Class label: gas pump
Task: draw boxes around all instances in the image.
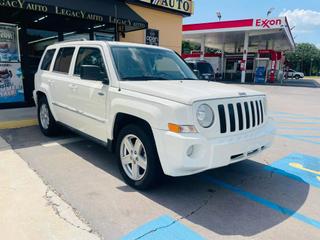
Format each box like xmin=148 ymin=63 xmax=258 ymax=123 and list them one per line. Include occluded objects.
xmin=256 ymin=50 xmax=282 ymax=83
xmin=255 ymin=58 xmax=268 ymax=83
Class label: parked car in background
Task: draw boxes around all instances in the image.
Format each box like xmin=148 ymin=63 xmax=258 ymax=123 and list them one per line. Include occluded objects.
xmin=285 ymin=69 xmax=304 ymax=79
xmin=34 ymin=41 xmax=274 ymax=190
xmin=186 ymin=59 xmax=215 ymax=81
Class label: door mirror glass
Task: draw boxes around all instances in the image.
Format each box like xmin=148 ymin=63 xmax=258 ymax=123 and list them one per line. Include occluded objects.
xmin=193 ymin=69 xmax=200 ymax=78
xmin=80 ymin=65 xmax=109 ymax=84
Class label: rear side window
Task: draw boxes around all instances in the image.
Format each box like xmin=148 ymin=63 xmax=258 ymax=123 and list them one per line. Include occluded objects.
xmin=53 ymin=47 xmax=75 ymax=73
xmin=41 ymin=49 xmax=55 ymax=71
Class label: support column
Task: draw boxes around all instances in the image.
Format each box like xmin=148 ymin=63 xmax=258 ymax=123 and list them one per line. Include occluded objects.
xmin=241 ymin=32 xmax=249 ymax=83
xmin=200 ymin=35 xmax=206 ymax=60
xmin=221 ymin=43 xmax=225 ymax=80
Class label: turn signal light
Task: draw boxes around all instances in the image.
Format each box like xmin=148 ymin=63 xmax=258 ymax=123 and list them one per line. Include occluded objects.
xmin=168 ymin=123 xmax=197 ymax=133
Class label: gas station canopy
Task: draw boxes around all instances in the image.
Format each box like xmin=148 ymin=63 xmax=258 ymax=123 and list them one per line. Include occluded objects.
xmin=182 ymin=17 xmax=295 ymax=83
xmin=183 ymin=18 xmax=295 ymax=52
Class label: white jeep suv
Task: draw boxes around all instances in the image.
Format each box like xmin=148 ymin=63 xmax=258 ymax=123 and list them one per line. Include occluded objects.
xmin=34 ymin=41 xmax=274 ymax=189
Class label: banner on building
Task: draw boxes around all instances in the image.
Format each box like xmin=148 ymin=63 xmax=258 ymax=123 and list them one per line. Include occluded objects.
xmin=0 ymin=23 xmax=24 ymax=103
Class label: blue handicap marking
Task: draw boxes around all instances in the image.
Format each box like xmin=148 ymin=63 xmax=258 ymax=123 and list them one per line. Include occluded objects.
xmin=265 ymin=153 xmax=320 ymax=189
xmin=121 ymin=215 xmax=205 ymax=240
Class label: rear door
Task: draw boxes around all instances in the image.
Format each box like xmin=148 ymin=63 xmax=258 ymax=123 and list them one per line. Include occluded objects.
xmin=67 ymin=45 xmax=109 ymax=141
xmin=50 ymin=47 xmax=76 ymax=125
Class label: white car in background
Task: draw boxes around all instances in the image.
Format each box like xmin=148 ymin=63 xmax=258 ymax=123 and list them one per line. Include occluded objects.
xmin=34 ymin=41 xmax=274 ymax=189
xmin=286 ymin=69 xmax=305 ymax=79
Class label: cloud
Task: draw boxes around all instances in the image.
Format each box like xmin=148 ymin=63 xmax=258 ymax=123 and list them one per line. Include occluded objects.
xmin=279 ymin=9 xmax=320 ymax=44
xmin=280 ymin=9 xmax=320 ymax=33
xmin=280 ymin=9 xmax=320 ymax=31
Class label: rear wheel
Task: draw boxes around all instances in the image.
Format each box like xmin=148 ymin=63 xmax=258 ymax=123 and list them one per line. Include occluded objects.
xmin=116 ymin=124 xmax=163 ymax=190
xmin=37 ymin=96 xmax=59 ymax=136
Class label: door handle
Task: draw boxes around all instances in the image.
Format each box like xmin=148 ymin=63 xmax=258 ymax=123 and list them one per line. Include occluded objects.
xmin=98 ymin=92 xmax=105 ymax=96
xmin=68 ymin=84 xmax=78 ymax=90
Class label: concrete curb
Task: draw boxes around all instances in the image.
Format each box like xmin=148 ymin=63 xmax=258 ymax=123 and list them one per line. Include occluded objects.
xmin=0 ymin=119 xmax=38 ymax=130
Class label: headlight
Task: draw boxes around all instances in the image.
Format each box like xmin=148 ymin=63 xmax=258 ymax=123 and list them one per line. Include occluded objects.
xmin=197 ymin=104 xmax=214 ymax=128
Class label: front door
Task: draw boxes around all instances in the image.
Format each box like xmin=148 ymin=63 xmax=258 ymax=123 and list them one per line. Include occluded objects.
xmin=67 ymin=46 xmax=109 ymax=141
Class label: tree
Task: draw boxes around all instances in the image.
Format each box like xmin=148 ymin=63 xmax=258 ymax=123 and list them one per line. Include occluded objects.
xmin=182 ymin=40 xmax=222 ymax=54
xmin=285 ymin=43 xmax=320 ymax=76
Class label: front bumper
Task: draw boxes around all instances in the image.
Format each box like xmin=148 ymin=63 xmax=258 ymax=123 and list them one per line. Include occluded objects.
xmin=153 ymin=119 xmax=275 ymax=177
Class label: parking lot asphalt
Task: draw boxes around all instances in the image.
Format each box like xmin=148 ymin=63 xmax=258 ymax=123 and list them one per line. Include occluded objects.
xmin=0 ymin=84 xmax=319 ymax=240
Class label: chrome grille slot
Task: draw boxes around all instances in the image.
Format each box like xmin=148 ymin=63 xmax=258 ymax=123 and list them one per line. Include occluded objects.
xmin=255 ymin=101 xmax=260 ymax=125
xmin=236 ymin=103 xmax=244 ymax=131
xmin=244 ymin=102 xmax=250 ymax=129
xmin=218 ymin=105 xmax=227 ymax=133
xmin=250 ymin=101 xmax=256 ymax=128
xmin=228 ymin=104 xmax=236 ymax=132
xmin=259 ymin=100 xmax=264 ymax=123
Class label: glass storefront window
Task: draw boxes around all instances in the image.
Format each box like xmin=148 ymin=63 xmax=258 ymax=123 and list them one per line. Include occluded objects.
xmin=26 ymin=29 xmax=59 ymax=74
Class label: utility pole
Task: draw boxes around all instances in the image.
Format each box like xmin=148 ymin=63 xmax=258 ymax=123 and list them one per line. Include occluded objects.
xmin=310 ymin=58 xmax=314 ymax=76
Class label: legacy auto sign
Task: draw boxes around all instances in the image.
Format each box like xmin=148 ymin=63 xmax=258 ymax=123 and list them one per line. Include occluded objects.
xmin=0 ymin=0 xmax=147 ymax=28
xmin=137 ymin=0 xmax=193 ymax=15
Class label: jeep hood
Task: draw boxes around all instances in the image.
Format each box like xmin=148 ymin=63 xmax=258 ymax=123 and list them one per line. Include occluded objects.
xmin=119 ymin=80 xmax=264 ymax=105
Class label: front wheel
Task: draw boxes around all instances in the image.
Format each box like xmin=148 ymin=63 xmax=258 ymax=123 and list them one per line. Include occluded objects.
xmin=116 ymin=124 xmax=163 ymax=190
xmin=295 ymin=75 xmax=300 ymax=80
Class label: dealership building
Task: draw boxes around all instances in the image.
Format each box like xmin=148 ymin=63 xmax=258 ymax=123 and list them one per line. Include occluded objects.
xmin=183 ymin=17 xmax=295 ymax=84
xmin=0 ymin=0 xmax=193 ymax=108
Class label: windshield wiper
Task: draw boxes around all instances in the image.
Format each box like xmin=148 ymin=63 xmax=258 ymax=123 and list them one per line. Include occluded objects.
xmin=182 ymin=78 xmax=198 ymax=80
xmin=121 ymin=76 xmax=168 ymax=81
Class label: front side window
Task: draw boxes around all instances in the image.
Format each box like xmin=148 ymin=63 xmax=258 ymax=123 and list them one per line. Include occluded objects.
xmin=111 ymin=46 xmax=197 ymax=81
xmin=74 ymin=47 xmax=106 ymax=76
xmin=41 ymin=49 xmax=56 ymax=71
xmin=53 ymin=47 xmax=75 ymax=73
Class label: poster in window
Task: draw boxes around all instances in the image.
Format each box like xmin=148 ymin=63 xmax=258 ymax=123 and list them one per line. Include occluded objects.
xmin=145 ymin=29 xmax=159 ymax=46
xmin=0 ymin=24 xmax=20 ymax=62
xmin=0 ymin=23 xmax=24 ymax=103
xmin=0 ymin=63 xmax=24 ymax=103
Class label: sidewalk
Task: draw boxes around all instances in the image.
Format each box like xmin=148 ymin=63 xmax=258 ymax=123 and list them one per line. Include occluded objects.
xmin=0 ymin=136 xmax=101 ymax=240
xmin=0 ymin=107 xmax=37 ymax=130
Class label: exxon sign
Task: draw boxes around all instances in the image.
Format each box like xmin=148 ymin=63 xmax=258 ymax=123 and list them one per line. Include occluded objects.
xmin=255 ymin=18 xmax=284 ymax=29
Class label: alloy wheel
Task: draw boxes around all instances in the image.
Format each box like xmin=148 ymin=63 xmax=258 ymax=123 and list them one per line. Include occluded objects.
xmin=120 ymin=134 xmax=148 ymax=181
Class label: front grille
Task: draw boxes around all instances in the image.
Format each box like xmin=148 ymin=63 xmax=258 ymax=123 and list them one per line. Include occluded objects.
xmin=217 ymin=98 xmax=265 ymax=134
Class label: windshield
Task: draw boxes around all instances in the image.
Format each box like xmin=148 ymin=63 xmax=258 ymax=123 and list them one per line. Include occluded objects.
xmin=111 ymin=46 xmax=198 ymax=81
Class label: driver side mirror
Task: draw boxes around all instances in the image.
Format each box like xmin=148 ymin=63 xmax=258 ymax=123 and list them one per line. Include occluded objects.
xmin=80 ymin=65 xmax=109 ymax=84
xmin=193 ymin=69 xmax=200 ymax=79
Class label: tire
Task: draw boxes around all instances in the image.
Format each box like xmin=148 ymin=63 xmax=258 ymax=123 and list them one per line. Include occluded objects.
xmin=295 ymin=75 xmax=300 ymax=80
xmin=37 ymin=96 xmax=59 ymax=137
xmin=116 ymin=124 xmax=163 ymax=190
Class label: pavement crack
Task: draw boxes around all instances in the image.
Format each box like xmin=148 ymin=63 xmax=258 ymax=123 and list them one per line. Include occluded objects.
xmin=44 ymin=187 xmax=94 ymax=233
xmin=132 ymin=190 xmax=215 ymax=240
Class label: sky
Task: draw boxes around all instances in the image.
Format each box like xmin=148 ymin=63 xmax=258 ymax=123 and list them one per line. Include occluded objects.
xmin=183 ymin=0 xmax=320 ymax=48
